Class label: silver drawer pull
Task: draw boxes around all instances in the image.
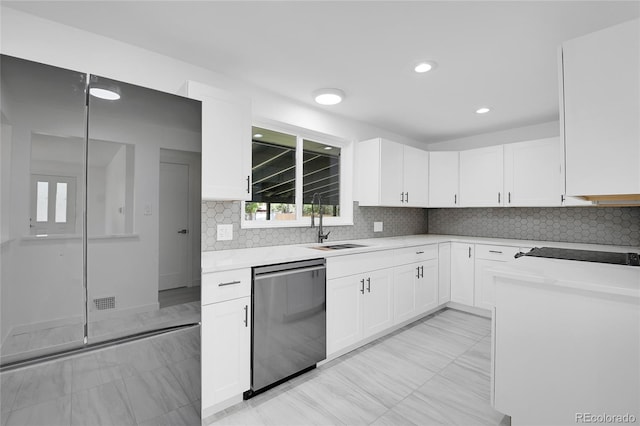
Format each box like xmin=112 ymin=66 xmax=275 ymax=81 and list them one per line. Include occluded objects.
xmin=489 ymin=250 xmax=503 ymax=254
xmin=219 ymin=280 xmax=241 ymax=287
xmin=416 ymin=251 xmax=424 ymax=254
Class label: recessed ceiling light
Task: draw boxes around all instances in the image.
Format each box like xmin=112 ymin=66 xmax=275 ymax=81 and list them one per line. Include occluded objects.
xmin=89 ymin=87 xmax=120 ymax=100
xmin=414 ymin=61 xmax=438 ymax=73
xmin=253 ymin=133 xmax=263 ymax=138
xmin=475 ymin=107 xmax=491 ymax=114
xmin=313 ymin=88 xmax=345 ymax=106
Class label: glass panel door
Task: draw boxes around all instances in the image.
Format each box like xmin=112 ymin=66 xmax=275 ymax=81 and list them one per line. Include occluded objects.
xmin=86 ymin=75 xmax=202 ymax=344
xmin=0 ymin=55 xmax=87 ymax=364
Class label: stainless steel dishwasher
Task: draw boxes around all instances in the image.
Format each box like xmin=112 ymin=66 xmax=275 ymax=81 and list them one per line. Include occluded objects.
xmin=244 ymin=258 xmax=326 ymax=398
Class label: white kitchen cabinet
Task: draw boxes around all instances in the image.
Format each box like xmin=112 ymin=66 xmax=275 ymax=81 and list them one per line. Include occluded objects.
xmin=393 ymin=245 xmax=439 ymax=324
xmin=356 ymin=138 xmax=428 ymax=207
xmin=182 ymin=81 xmax=252 ymax=201
xmin=504 ymin=138 xmax=563 ymax=207
xmin=473 ymin=244 xmax=520 ymax=310
xmin=560 ymin=19 xmax=640 ymax=198
xmin=428 ymin=151 xmax=459 ymax=207
xmin=459 ymin=145 xmax=504 ymax=207
xmin=450 ymin=242 xmax=474 ymax=305
xmin=201 ymin=296 xmax=250 ymax=415
xmin=438 ymin=243 xmax=451 ymax=304
xmin=327 ymin=268 xmax=394 ymax=355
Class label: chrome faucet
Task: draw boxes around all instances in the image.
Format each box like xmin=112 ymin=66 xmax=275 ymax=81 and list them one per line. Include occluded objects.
xmin=311 ymin=192 xmax=330 ymax=244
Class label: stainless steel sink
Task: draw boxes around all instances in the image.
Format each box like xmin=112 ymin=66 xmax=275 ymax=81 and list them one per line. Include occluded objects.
xmin=310 ymin=243 xmax=368 ymax=251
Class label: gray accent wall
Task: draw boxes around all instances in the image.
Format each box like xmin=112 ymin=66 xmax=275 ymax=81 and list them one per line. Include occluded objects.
xmin=427 ymin=207 xmax=640 ymax=247
xmin=202 ymin=201 xmax=427 ymax=251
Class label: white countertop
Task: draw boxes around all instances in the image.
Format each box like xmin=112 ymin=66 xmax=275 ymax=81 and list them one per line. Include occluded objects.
xmin=201 ymin=233 xmax=639 ymax=273
xmin=490 ymin=256 xmax=640 ymax=299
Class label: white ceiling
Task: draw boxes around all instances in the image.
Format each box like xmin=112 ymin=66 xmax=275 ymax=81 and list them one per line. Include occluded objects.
xmin=5 ymin=1 xmax=639 ymax=144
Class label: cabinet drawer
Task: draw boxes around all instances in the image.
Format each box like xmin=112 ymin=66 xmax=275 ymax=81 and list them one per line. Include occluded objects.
xmin=475 ymin=244 xmax=520 ymax=261
xmin=327 ymin=250 xmax=396 ymax=279
xmin=394 ymin=245 xmax=438 ymax=265
xmin=202 ymin=268 xmax=251 ymax=305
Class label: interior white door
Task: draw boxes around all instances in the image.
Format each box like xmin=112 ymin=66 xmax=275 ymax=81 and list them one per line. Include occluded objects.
xmin=159 ymin=162 xmax=190 ymax=291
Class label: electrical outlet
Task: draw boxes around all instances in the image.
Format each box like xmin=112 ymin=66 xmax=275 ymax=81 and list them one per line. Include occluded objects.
xmin=374 ymin=221 xmax=383 ymax=232
xmin=217 ymin=224 xmax=233 ymax=241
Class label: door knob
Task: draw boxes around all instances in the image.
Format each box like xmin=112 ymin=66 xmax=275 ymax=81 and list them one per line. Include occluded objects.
xmin=177 ymin=229 xmax=189 ymax=234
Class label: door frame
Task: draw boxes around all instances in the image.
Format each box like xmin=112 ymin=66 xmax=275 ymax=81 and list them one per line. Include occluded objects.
xmin=159 ymin=148 xmax=202 ymax=289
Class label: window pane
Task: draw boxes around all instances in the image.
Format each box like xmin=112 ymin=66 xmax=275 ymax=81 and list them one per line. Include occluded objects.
xmin=246 ymin=127 xmax=296 ymax=221
xmin=36 ymin=181 xmax=49 ymax=222
xmin=302 ymin=139 xmax=340 ymax=218
xmin=55 ymin=182 xmax=67 ymax=223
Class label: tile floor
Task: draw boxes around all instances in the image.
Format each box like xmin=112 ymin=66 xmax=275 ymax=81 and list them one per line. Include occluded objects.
xmin=1 ymin=308 xmax=507 ymax=426
xmin=0 ymin=325 xmax=200 ymax=426
xmin=205 ymin=308 xmax=509 ymax=426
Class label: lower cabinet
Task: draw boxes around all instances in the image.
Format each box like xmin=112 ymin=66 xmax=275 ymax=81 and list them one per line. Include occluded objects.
xmin=474 ymin=245 xmax=521 ymax=310
xmin=327 ymin=268 xmax=393 ymax=355
xmin=438 ymin=243 xmax=451 ymax=304
xmin=202 ymin=297 xmax=250 ymax=412
xmin=450 ymin=242 xmax=475 ymax=305
xmin=393 ymin=259 xmax=438 ymax=324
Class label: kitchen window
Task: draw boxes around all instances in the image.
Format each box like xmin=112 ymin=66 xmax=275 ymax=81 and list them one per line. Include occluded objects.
xmin=242 ymin=123 xmax=353 ymax=228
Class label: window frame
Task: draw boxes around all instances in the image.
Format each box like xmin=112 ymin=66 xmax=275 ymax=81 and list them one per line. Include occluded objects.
xmin=30 ymin=173 xmax=77 ymax=235
xmin=241 ymin=120 xmax=353 ymax=229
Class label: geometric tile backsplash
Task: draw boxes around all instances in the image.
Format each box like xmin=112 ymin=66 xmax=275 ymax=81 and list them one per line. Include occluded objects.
xmin=202 ymin=201 xmax=427 ymax=251
xmin=427 ymin=206 xmax=640 ymax=247
xmin=202 ymin=202 xmax=640 ymax=251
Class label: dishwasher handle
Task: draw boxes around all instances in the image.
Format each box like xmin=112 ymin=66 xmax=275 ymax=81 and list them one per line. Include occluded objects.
xmin=254 ymin=265 xmax=326 ymax=281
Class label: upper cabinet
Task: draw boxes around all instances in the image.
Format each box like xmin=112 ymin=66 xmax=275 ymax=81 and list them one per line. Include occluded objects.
xmin=504 ymin=137 xmax=563 ymax=207
xmin=357 ymin=138 xmax=428 ymax=207
xmin=428 ymin=151 xmax=459 ymax=207
xmin=459 ymin=145 xmax=504 ymax=207
xmin=560 ymin=19 xmax=640 ymax=199
xmin=181 ymin=81 xmax=252 ymax=201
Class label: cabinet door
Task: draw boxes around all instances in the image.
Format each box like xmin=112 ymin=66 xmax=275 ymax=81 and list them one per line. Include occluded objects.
xmin=393 ymin=264 xmax=417 ymax=324
xmin=459 ymin=145 xmax=504 ymax=207
xmin=201 ymin=297 xmax=250 ymax=411
xmin=327 ymin=276 xmax=363 ymax=355
xmin=362 ymin=268 xmax=394 ymax=338
xmin=438 ymin=243 xmax=451 ymax=305
xmin=403 ymin=146 xmax=429 ymax=207
xmin=504 ymin=138 xmax=562 ymax=207
xmin=562 ymin=19 xmax=640 ymax=196
xmin=450 ymin=243 xmax=474 ymax=305
xmin=474 ymin=258 xmax=503 ymax=310
xmin=379 ymin=140 xmax=405 ymax=206
xmin=185 ymin=82 xmax=252 ymax=201
xmin=428 ymin=151 xmax=459 ymax=207
xmin=415 ymin=259 xmax=439 ymax=314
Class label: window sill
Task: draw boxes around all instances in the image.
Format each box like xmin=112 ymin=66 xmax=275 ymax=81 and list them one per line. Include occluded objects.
xmin=241 ymin=218 xmax=354 ymax=229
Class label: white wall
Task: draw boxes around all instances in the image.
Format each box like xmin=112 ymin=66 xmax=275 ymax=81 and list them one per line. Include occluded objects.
xmin=426 ymin=120 xmax=560 ymax=151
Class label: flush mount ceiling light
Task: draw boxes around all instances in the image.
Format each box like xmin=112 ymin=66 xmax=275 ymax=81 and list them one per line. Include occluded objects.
xmin=414 ymin=61 xmax=438 ymax=73
xmin=475 ymin=107 xmax=491 ymax=114
xmin=313 ymin=88 xmax=345 ymax=106
xmin=89 ymin=87 xmax=120 ymax=100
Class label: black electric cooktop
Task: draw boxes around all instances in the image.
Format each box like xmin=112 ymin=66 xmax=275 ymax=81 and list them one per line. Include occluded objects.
xmin=518 ymin=247 xmax=640 ymax=266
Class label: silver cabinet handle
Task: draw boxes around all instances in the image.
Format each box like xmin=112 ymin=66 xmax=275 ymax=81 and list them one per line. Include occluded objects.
xmin=420 ymin=265 xmax=424 ymax=278
xmin=401 ymin=192 xmax=405 ymax=203
xmin=406 ymin=192 xmax=409 ymax=203
xmin=246 ymin=176 xmax=250 ymax=193
xmin=360 ymin=279 xmax=365 ymax=294
xmin=244 ymin=305 xmax=248 ymax=327
xmin=498 ymin=192 xmax=501 ymax=204
xmin=416 ymin=251 xmax=424 ymax=254
xmin=508 ymin=192 xmax=511 ymax=204
xmin=178 ymin=229 xmax=189 ymax=234
xmin=468 ymin=246 xmax=472 ymax=258
xmin=366 ymin=277 xmax=371 ymax=293
xmin=416 ymin=266 xmax=420 ymax=279
xmin=219 ymin=280 xmax=241 ymax=287
xmin=454 ymin=194 xmax=457 ymax=204
xmin=489 ymin=250 xmax=503 ymax=254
